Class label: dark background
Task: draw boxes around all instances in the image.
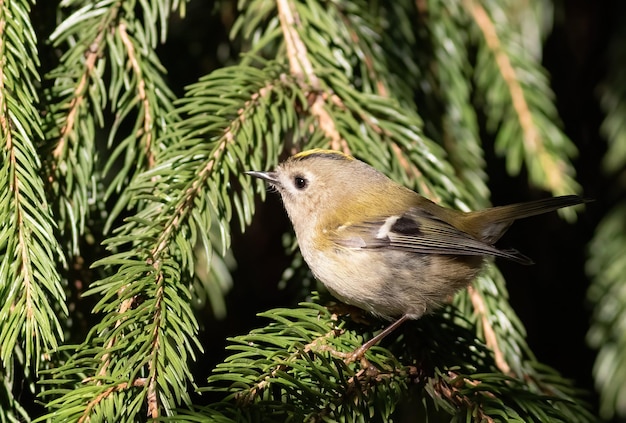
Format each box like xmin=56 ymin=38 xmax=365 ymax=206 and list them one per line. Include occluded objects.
xmin=157 ymin=0 xmax=622 ymax=419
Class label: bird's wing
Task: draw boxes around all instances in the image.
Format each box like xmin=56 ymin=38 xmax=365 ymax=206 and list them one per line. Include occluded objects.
xmin=328 ymin=208 xmax=532 ymax=264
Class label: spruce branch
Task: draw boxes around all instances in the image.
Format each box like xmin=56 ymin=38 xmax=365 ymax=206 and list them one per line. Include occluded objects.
xmin=277 ymin=0 xmax=348 ymax=153
xmin=26 ymin=1 xmax=598 ymax=421
xmin=0 ymin=0 xmax=66 ymax=370
xmin=406 ymin=2 xmax=586 ymax=405
xmin=455 ymin=266 xmax=530 ymax=377
xmin=454 ymin=266 xmax=594 ymax=421
xmin=50 ymin=16 xmax=106 ymax=161
xmin=97 ymin=295 xmax=135 ymax=380
xmin=419 ymin=1 xmax=489 ymax=207
xmin=45 ymin=1 xmax=120 ymax=253
xmin=468 ymin=285 xmax=510 ymax=375
xmin=466 ymin=0 xmax=581 ymax=207
xmin=587 ymin=17 xmax=626 ymax=420
xmin=39 ymin=61 xmax=298 ymax=420
xmin=46 ymin=0 xmax=186 ymax=248
xmin=117 ymin=22 xmax=156 ymax=168
xmin=104 ymin=12 xmax=181 ymax=211
xmin=77 ymin=378 xmax=147 ymax=423
xmin=206 ymin=302 xmax=592 ymax=421
xmin=467 ymin=0 xmax=539 ymax=158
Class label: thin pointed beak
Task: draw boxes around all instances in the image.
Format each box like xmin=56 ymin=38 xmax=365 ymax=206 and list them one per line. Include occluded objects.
xmin=246 ymin=170 xmax=281 ymax=186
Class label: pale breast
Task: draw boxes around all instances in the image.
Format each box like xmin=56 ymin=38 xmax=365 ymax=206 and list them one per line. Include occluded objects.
xmin=300 ymin=244 xmax=484 ymax=320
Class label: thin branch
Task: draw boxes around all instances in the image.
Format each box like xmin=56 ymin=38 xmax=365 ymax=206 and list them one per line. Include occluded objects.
xmin=138 ymin=77 xmax=280 ymax=416
xmin=435 ymin=371 xmax=496 ymax=423
xmin=97 ymin=296 xmax=135 ymax=379
xmin=464 ymin=0 xmax=565 ymax=190
xmin=276 ymin=0 xmax=319 ymax=88
xmin=0 ymin=2 xmax=36 ymax=352
xmin=276 ymin=0 xmax=349 ymax=153
xmin=151 ymin=78 xmax=276 ymax=261
xmin=92 ymin=15 xmax=159 ymax=415
xmin=78 ymin=378 xmax=146 ymax=423
xmin=146 ymin=272 xmax=164 ymax=418
xmin=468 ymin=285 xmax=511 ymax=375
xmin=118 ymin=22 xmax=156 ymax=168
xmin=313 ymin=361 xmax=413 ymax=421
xmin=238 ymin=327 xmax=345 ymax=403
xmin=51 ymin=3 xmax=122 ymax=164
xmin=465 ymin=0 xmax=536 ymax=151
xmin=52 ymin=32 xmax=104 ymax=160
xmin=238 ymin=325 xmax=411 ymax=410
xmin=0 ymin=10 xmax=7 ymax=146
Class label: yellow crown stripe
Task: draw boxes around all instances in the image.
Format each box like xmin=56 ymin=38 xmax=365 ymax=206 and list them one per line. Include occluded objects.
xmin=292 ymin=149 xmax=354 ymax=162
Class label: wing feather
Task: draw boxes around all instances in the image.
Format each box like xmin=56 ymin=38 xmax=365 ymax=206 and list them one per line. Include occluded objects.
xmin=328 ymin=208 xmax=532 ymax=264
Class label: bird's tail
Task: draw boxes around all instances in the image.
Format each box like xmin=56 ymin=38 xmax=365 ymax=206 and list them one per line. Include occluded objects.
xmin=463 ymin=195 xmax=587 ymax=244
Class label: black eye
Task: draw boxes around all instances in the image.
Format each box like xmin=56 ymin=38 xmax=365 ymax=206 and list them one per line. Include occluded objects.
xmin=294 ymin=176 xmax=307 ymax=190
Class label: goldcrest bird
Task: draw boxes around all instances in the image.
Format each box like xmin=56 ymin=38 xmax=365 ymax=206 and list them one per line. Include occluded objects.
xmin=247 ymin=149 xmax=584 ymax=359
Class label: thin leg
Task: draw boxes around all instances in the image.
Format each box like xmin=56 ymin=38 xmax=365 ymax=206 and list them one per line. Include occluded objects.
xmin=346 ymin=314 xmax=410 ymax=363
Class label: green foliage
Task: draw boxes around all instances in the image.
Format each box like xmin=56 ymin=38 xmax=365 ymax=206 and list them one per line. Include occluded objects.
xmin=203 ymin=302 xmax=592 ymax=422
xmin=0 ymin=0 xmax=66 ymax=380
xmin=587 ymin=204 xmax=626 ymax=420
xmin=44 ymin=0 xmax=185 ymax=250
xmin=0 ymin=0 xmax=609 ymax=421
xmin=587 ymin=18 xmax=626 ymax=420
xmin=470 ymin=0 xmax=580 ymax=209
xmin=414 ymin=1 xmax=489 ymax=207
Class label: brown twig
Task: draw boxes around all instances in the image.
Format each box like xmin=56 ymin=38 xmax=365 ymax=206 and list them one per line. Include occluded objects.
xmin=52 ymin=32 xmax=104 ymax=161
xmin=78 ymin=378 xmax=146 ymax=423
xmin=0 ymin=7 xmax=37 ymax=344
xmin=464 ymin=0 xmax=565 ymax=191
xmin=139 ymin=77 xmax=277 ymax=416
xmin=81 ymin=14 xmax=161 ymax=419
xmin=465 ymin=0 xmax=536 ymax=152
xmin=276 ymin=0 xmax=349 ymax=154
xmin=276 ymin=3 xmax=433 ymax=196
xmin=118 ymin=22 xmax=155 ymax=168
xmin=433 ymin=371 xmax=496 ymax=423
xmin=146 ymin=272 xmax=164 ymax=418
xmin=467 ymin=285 xmax=511 ymax=375
xmin=97 ymin=296 xmax=135 ymax=379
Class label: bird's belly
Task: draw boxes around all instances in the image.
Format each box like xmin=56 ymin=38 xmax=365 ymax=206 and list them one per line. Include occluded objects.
xmin=304 ymin=247 xmax=483 ymax=320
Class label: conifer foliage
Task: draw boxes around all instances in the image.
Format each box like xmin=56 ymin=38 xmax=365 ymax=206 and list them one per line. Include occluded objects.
xmin=587 ymin=15 xmax=626 ymax=422
xmin=0 ymin=0 xmax=619 ymax=421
